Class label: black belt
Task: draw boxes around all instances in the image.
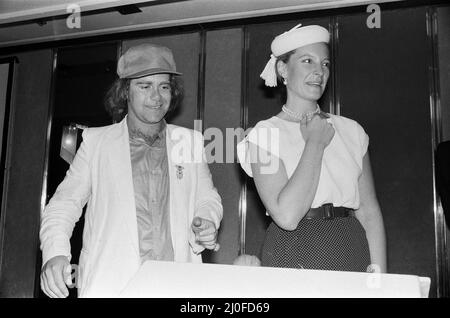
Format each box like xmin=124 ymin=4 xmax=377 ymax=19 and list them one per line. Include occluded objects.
xmin=305 ymin=203 xmax=355 ymax=220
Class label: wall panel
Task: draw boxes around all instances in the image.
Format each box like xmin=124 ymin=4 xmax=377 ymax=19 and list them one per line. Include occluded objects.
xmin=437 ymin=6 xmax=450 ymax=296
xmin=438 ymin=7 xmax=450 ymax=142
xmin=203 ymin=28 xmax=243 ymax=264
xmin=0 ymin=50 xmax=53 ymax=297
xmin=337 ymin=7 xmax=436 ymax=295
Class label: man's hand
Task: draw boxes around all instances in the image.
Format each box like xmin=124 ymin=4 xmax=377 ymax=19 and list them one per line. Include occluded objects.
xmin=41 ymin=255 xmax=72 ymax=298
xmin=191 ymin=217 xmax=220 ymax=251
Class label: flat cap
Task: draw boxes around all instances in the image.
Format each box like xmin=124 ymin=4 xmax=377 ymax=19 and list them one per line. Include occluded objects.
xmin=117 ymin=43 xmax=182 ymax=79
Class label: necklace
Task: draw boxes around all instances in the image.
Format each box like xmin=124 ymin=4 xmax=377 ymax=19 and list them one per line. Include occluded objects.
xmin=281 ymin=104 xmax=321 ymax=121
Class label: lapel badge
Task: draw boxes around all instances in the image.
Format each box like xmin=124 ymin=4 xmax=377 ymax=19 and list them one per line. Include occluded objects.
xmin=176 ymin=165 xmax=184 ymax=180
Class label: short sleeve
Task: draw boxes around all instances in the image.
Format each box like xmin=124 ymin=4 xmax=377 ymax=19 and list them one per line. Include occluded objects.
xmin=236 ymin=122 xmax=281 ymax=177
xmin=357 ymin=122 xmax=369 ymax=158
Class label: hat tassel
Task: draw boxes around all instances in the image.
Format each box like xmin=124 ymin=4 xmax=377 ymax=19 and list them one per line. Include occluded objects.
xmin=260 ymin=54 xmax=278 ymax=87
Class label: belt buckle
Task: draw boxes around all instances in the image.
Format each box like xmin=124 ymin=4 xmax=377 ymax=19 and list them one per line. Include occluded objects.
xmin=323 ymin=203 xmax=334 ymax=220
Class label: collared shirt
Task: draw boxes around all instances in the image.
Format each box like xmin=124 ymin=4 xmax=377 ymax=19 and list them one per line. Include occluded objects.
xmin=129 ymin=121 xmax=174 ymax=263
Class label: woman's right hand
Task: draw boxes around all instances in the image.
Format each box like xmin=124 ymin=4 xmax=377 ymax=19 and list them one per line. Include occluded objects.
xmin=300 ymin=113 xmax=335 ymax=148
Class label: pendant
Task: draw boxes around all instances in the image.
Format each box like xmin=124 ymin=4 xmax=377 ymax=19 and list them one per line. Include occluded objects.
xmin=176 ymin=165 xmax=184 ymax=180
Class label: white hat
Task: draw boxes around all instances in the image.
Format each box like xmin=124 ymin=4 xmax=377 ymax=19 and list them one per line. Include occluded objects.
xmin=260 ymin=23 xmax=330 ymax=87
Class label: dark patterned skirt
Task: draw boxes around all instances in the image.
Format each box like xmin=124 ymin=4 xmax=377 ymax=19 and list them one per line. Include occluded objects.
xmin=261 ymin=216 xmax=371 ymax=272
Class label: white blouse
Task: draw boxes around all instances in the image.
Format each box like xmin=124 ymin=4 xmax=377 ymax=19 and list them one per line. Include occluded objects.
xmin=237 ymin=113 xmax=369 ymax=209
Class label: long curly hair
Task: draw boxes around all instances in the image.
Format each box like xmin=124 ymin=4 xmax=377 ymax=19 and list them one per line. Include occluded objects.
xmin=104 ymin=75 xmax=183 ymax=123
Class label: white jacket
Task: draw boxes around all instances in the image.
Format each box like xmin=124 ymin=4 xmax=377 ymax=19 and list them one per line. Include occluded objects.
xmin=40 ymin=117 xmax=223 ymax=297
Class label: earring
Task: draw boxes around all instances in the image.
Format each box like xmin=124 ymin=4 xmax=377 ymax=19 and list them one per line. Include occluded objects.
xmin=283 ymin=78 xmax=287 ymax=85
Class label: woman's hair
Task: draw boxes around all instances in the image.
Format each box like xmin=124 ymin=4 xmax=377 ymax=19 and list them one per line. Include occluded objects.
xmin=104 ymin=75 xmax=183 ymax=123
xmin=275 ymin=49 xmax=296 ymax=83
xmin=274 ymin=50 xmax=296 ymax=103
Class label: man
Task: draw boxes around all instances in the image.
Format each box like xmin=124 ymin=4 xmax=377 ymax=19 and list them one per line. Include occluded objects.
xmin=40 ymin=43 xmax=223 ymax=297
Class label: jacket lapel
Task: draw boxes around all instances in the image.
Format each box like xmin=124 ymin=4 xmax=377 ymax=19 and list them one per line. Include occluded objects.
xmin=105 ymin=117 xmax=140 ymax=258
xmin=166 ymin=125 xmax=178 ymax=258
xmin=166 ymin=124 xmax=193 ymax=261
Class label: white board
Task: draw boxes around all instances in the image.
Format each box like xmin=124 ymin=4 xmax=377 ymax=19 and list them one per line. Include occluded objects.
xmin=119 ymin=261 xmax=431 ymax=298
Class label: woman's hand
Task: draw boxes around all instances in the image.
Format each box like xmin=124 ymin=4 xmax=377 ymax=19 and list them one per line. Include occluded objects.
xmin=300 ymin=113 xmax=335 ymax=148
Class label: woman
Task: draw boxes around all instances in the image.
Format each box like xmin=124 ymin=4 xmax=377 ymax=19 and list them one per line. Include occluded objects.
xmin=237 ymin=24 xmax=386 ymax=272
